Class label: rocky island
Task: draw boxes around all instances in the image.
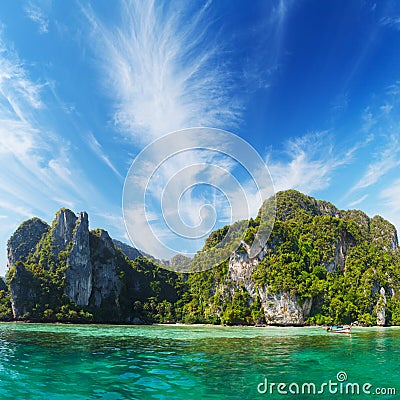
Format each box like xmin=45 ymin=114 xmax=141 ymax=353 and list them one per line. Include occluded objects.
xmin=1 ymin=190 xmax=399 ymax=326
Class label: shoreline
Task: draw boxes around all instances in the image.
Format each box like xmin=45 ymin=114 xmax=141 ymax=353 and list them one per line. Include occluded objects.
xmin=0 ymin=320 xmax=397 ymax=328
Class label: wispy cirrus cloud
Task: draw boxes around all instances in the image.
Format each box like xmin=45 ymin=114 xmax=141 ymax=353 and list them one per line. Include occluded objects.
xmin=349 ymin=135 xmax=400 ymax=193
xmin=266 ymin=132 xmax=352 ymax=194
xmin=0 ymin=27 xmax=117 ymax=205
xmin=86 ymin=131 xmax=123 ymax=180
xmin=83 ymin=0 xmax=292 ymax=142
xmin=0 ymin=31 xmax=120 ymax=272
xmin=83 ymin=0 xmax=244 ymax=141
xmin=387 ymin=81 xmax=400 ymax=97
xmin=343 ymin=79 xmax=400 ymax=221
xmin=23 ymin=1 xmax=51 ymax=34
xmin=345 ymin=77 xmax=400 ymax=199
xmin=0 ymin=39 xmax=43 ymax=113
xmin=241 ymin=0 xmax=292 ymax=89
xmin=380 ymin=181 xmax=400 ymax=211
xmin=379 ymin=180 xmax=400 ymax=234
xmin=347 ymin=194 xmax=369 ymax=208
xmin=82 ymin=0 xmax=290 ymax=258
xmin=380 ymin=16 xmax=400 ymax=31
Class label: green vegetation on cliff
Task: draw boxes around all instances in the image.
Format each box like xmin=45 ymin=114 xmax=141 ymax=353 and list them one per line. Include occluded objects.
xmin=3 ymin=190 xmax=400 ymax=326
xmin=166 ymin=191 xmax=400 ymax=326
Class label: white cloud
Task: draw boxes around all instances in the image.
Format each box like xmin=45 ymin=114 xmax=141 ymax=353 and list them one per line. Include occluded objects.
xmin=347 ymin=194 xmax=369 ymax=208
xmin=380 ymin=16 xmax=400 ymax=31
xmin=24 ymin=1 xmax=50 ymax=34
xmin=380 ymin=103 xmax=393 ymax=114
xmin=86 ymin=131 xmax=123 ymax=179
xmin=350 ymin=135 xmax=400 ymax=193
xmin=387 ymin=81 xmax=400 ymax=96
xmin=380 ymin=181 xmax=400 ymax=211
xmin=122 ymin=128 xmax=275 ymax=259
xmin=361 ymin=106 xmax=377 ymax=132
xmin=266 ymin=132 xmax=350 ymax=194
xmin=83 ymin=0 xmax=271 ymax=142
xmin=0 ymin=43 xmax=43 ymax=113
xmin=379 ymin=180 xmax=400 ymax=235
xmin=81 ymin=0 xmax=291 ymax=259
xmin=0 ymin=32 xmax=123 ymax=274
xmin=0 ymin=32 xmax=108 ymax=208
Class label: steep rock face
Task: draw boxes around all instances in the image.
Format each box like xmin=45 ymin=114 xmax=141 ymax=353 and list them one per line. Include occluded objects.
xmin=229 ymin=244 xmax=259 ymax=297
xmin=6 ymin=209 xmax=128 ymax=319
xmin=7 ymin=218 xmax=49 ymax=268
xmin=7 ymin=218 xmax=49 ymax=319
xmin=65 ymin=212 xmax=93 ymax=306
xmin=258 ymin=289 xmax=312 ymax=325
xmin=113 ymin=239 xmax=142 ymax=261
xmin=317 ymin=200 xmax=341 ymax=218
xmin=9 ymin=264 xmax=40 ymax=318
xmin=220 ymin=191 xmax=399 ymax=325
xmin=51 ymin=209 xmax=77 ymax=258
xmin=5 ymin=191 xmax=400 ymax=326
xmin=325 ymin=231 xmax=354 ymax=273
xmin=90 ymin=230 xmax=121 ymax=308
xmin=370 ymin=216 xmax=398 ymax=251
xmin=228 ymin=245 xmax=312 ymax=325
xmin=376 ymin=287 xmax=387 ymax=326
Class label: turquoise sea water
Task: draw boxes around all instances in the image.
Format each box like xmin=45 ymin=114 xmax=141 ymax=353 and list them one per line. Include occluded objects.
xmin=0 ymin=323 xmax=398 ymax=399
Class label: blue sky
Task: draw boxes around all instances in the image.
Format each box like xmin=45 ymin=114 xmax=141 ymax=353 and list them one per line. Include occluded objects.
xmin=0 ymin=0 xmax=400 ymax=273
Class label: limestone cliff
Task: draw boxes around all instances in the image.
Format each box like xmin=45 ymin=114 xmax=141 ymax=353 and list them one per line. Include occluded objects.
xmin=51 ymin=209 xmax=77 ymax=259
xmin=65 ymin=212 xmax=93 ymax=306
xmin=227 ymin=244 xmax=312 ymax=325
xmin=376 ymin=287 xmax=387 ymax=326
xmin=90 ymin=230 xmax=121 ymax=308
xmin=6 ymin=208 xmax=179 ymax=322
xmin=4 ymin=190 xmax=400 ymax=326
xmin=182 ymin=190 xmax=400 ymax=326
xmin=7 ymin=217 xmax=49 ymax=318
xmin=222 ymin=190 xmax=399 ymax=325
xmin=7 ymin=217 xmax=49 ymax=268
xmin=9 ymin=264 xmax=40 ymax=319
xmin=8 ymin=209 xmax=120 ymax=319
xmin=112 ymin=239 xmax=142 ymax=261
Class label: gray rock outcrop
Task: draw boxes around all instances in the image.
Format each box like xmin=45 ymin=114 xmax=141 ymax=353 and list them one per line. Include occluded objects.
xmin=91 ymin=230 xmax=121 ymax=308
xmin=51 ymin=209 xmax=78 ymax=258
xmin=376 ymin=287 xmax=386 ymax=326
xmin=7 ymin=218 xmax=49 ymax=318
xmin=113 ymin=239 xmax=142 ymax=261
xmin=65 ymin=212 xmax=93 ymax=306
xmin=7 ymin=217 xmax=49 ymax=268
xmin=228 ymin=243 xmax=312 ymax=325
xmin=259 ymin=289 xmax=312 ymax=325
xmin=8 ymin=209 xmax=123 ymax=317
xmin=9 ymin=264 xmax=40 ymax=318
